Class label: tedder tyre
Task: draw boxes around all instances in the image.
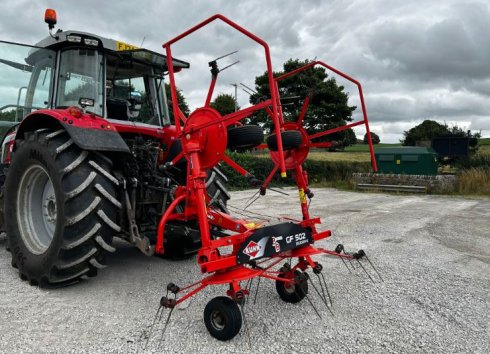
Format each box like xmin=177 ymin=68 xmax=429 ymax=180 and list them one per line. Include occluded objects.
xmin=204 ymin=296 xmax=242 ymax=341
xmin=5 ymin=128 xmax=119 ymax=286
xmin=275 ymin=270 xmax=309 ymax=303
xmin=227 ymin=125 xmax=264 ymax=151
xmin=266 ymin=130 xmax=302 ymax=151
xmin=206 ymin=166 xmax=230 ymax=214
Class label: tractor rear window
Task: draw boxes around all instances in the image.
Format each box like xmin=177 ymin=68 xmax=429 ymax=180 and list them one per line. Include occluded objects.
xmin=56 ymin=49 xmax=104 ymax=116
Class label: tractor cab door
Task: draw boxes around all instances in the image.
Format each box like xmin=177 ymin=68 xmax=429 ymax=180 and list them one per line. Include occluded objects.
xmin=0 ymin=41 xmax=56 ymax=139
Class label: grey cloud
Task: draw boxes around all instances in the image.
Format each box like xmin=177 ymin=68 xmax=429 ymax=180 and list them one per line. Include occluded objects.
xmin=0 ymin=0 xmax=489 ymax=142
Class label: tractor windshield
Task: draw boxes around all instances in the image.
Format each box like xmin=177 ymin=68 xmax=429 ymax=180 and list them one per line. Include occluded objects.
xmin=56 ymin=48 xmax=104 ymax=116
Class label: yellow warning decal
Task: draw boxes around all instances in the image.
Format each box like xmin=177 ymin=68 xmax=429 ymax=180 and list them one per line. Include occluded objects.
xmin=116 ymin=41 xmax=139 ymax=51
xmin=244 ymin=223 xmax=258 ymax=230
xmin=298 ymin=188 xmax=307 ymax=204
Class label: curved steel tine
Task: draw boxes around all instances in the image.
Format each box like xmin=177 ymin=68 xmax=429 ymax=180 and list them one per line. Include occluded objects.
xmin=365 ymin=255 xmax=383 ymax=281
xmin=158 ymin=307 xmax=174 ymax=348
xmin=356 ymin=259 xmax=375 ymax=283
xmin=308 ymin=274 xmax=334 ymax=316
xmin=253 ymin=276 xmax=261 ymax=305
xmin=143 ymin=305 xmax=163 ymax=351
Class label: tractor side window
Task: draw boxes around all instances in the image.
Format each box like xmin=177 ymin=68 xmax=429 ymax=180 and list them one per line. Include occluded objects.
xmin=108 ymin=76 xmax=159 ymax=125
xmin=56 ymin=49 xmax=104 ymax=116
xmin=0 ymin=41 xmax=55 ymax=133
xmin=30 ymin=65 xmax=53 ymax=108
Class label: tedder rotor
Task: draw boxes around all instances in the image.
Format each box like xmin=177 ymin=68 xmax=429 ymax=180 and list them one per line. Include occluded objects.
xmin=144 ymin=14 xmax=382 ymax=345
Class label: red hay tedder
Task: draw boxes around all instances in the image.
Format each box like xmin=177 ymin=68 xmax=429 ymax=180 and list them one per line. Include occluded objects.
xmin=0 ymin=10 xmax=382 ymax=343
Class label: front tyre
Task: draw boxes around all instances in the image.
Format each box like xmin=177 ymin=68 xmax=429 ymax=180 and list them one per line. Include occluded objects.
xmin=5 ymin=129 xmax=120 ymax=286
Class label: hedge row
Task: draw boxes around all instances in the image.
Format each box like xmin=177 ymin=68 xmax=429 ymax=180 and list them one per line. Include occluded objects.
xmin=219 ymin=152 xmax=372 ymax=189
xmin=456 ymin=153 xmax=490 ymax=170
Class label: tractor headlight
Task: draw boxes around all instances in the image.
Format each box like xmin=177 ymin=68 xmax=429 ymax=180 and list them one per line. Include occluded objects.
xmin=66 ymin=35 xmax=82 ymax=43
xmin=84 ymin=38 xmax=99 ymax=46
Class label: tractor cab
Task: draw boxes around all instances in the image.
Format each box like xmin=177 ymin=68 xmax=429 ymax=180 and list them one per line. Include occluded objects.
xmin=0 ymin=10 xmax=189 ymax=139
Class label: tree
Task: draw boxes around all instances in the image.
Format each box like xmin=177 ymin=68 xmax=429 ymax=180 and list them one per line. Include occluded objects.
xmin=249 ymin=58 xmax=357 ymax=146
xmin=0 ymin=109 xmax=16 ymax=122
xmin=165 ymin=83 xmax=190 ymax=120
xmin=401 ymin=120 xmax=449 ymax=146
xmin=402 ymin=119 xmax=481 ymax=154
xmin=364 ymin=132 xmax=380 ymax=144
xmin=210 ymin=93 xmax=239 ymax=115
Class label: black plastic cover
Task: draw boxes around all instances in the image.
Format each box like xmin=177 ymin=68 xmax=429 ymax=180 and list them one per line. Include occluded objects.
xmin=237 ymin=222 xmax=313 ymax=264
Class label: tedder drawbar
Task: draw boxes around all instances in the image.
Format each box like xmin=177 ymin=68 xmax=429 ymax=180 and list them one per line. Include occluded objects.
xmin=145 ymin=15 xmax=382 ymax=344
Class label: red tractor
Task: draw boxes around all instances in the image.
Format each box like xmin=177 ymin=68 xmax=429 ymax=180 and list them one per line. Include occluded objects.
xmin=0 ymin=10 xmax=380 ymax=342
xmin=0 ymin=10 xmax=230 ymax=285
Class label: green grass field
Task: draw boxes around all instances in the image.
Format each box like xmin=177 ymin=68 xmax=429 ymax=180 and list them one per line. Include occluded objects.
xmin=479 ymin=138 xmax=490 ymax=155
xmin=252 ymin=140 xmax=490 ymax=162
xmin=479 ymin=138 xmax=490 ymax=145
xmin=344 ymin=143 xmax=401 ymax=152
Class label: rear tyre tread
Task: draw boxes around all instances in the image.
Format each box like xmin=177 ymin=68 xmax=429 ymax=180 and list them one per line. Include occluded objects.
xmin=267 ymin=130 xmax=303 ymax=151
xmin=5 ymin=129 xmax=120 ymax=286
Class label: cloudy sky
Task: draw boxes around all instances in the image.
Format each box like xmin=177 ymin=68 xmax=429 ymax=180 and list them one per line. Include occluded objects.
xmin=1 ymin=0 xmax=489 ymax=142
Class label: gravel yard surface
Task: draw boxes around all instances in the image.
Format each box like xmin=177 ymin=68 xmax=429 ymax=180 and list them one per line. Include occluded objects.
xmin=1 ymin=188 xmax=489 ymax=353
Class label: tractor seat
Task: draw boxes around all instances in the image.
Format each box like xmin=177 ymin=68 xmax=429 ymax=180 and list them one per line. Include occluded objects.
xmin=106 ymin=97 xmax=130 ymax=121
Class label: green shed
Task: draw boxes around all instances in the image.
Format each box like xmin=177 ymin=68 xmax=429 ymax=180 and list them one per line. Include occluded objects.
xmin=375 ymin=147 xmax=438 ymax=175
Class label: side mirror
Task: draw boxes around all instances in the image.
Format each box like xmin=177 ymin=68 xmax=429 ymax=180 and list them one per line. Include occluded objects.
xmin=79 ymin=97 xmax=95 ymax=108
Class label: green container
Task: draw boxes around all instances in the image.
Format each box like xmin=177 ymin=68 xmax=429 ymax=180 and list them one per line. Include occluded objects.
xmin=375 ymin=147 xmax=438 ymax=175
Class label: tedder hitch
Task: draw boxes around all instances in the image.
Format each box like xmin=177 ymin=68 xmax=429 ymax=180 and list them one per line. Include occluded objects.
xmin=143 ymin=14 xmax=383 ymax=348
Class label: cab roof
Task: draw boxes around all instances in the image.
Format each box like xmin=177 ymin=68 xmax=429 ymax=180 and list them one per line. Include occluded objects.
xmin=34 ymin=30 xmax=190 ymax=71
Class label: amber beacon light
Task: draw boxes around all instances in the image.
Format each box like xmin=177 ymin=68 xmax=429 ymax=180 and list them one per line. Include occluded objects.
xmin=44 ymin=9 xmax=57 ymax=29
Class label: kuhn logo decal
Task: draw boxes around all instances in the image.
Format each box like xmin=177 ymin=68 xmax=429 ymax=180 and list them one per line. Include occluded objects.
xmin=243 ymin=241 xmax=262 ymax=258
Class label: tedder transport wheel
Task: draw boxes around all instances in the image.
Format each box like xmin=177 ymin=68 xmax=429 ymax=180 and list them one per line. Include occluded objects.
xmin=227 ymin=125 xmax=264 ymax=151
xmin=204 ymin=296 xmax=243 ymax=341
xmin=266 ymin=130 xmax=303 ymax=151
xmin=275 ymin=270 xmax=309 ymax=303
xmin=5 ymin=128 xmax=119 ymax=286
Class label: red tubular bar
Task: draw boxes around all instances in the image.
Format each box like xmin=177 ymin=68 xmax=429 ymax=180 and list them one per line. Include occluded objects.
xmin=205 ymin=76 xmax=217 ymax=107
xmin=170 ymin=150 xmax=185 ymax=166
xmin=297 ymin=94 xmax=311 ymax=126
xmin=222 ymin=154 xmax=250 ymax=177
xmin=309 ymin=120 xmax=365 ymax=140
xmin=155 ymin=194 xmax=186 ymax=254
xmin=310 ymin=142 xmax=333 ymax=148
xmin=185 ymin=100 xmax=272 ymax=134
xmin=162 ymin=14 xmax=288 ymax=176
xmin=261 ymin=164 xmax=279 ymax=190
xmin=276 ymin=60 xmax=377 ymax=171
xmin=164 ymin=44 xmax=180 ymax=134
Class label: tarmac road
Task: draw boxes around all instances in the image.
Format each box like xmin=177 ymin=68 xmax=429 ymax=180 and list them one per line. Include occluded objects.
xmin=0 ymin=188 xmax=489 ymax=353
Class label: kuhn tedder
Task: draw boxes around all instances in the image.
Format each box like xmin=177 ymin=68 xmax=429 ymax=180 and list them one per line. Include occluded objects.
xmin=0 ymin=11 xmax=381 ymax=342
xmin=144 ymin=15 xmax=382 ymax=343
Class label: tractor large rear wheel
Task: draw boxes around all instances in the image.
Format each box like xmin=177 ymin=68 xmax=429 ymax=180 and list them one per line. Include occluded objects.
xmin=5 ymin=129 xmax=120 ymax=286
xmin=206 ymin=166 xmax=230 ymax=214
